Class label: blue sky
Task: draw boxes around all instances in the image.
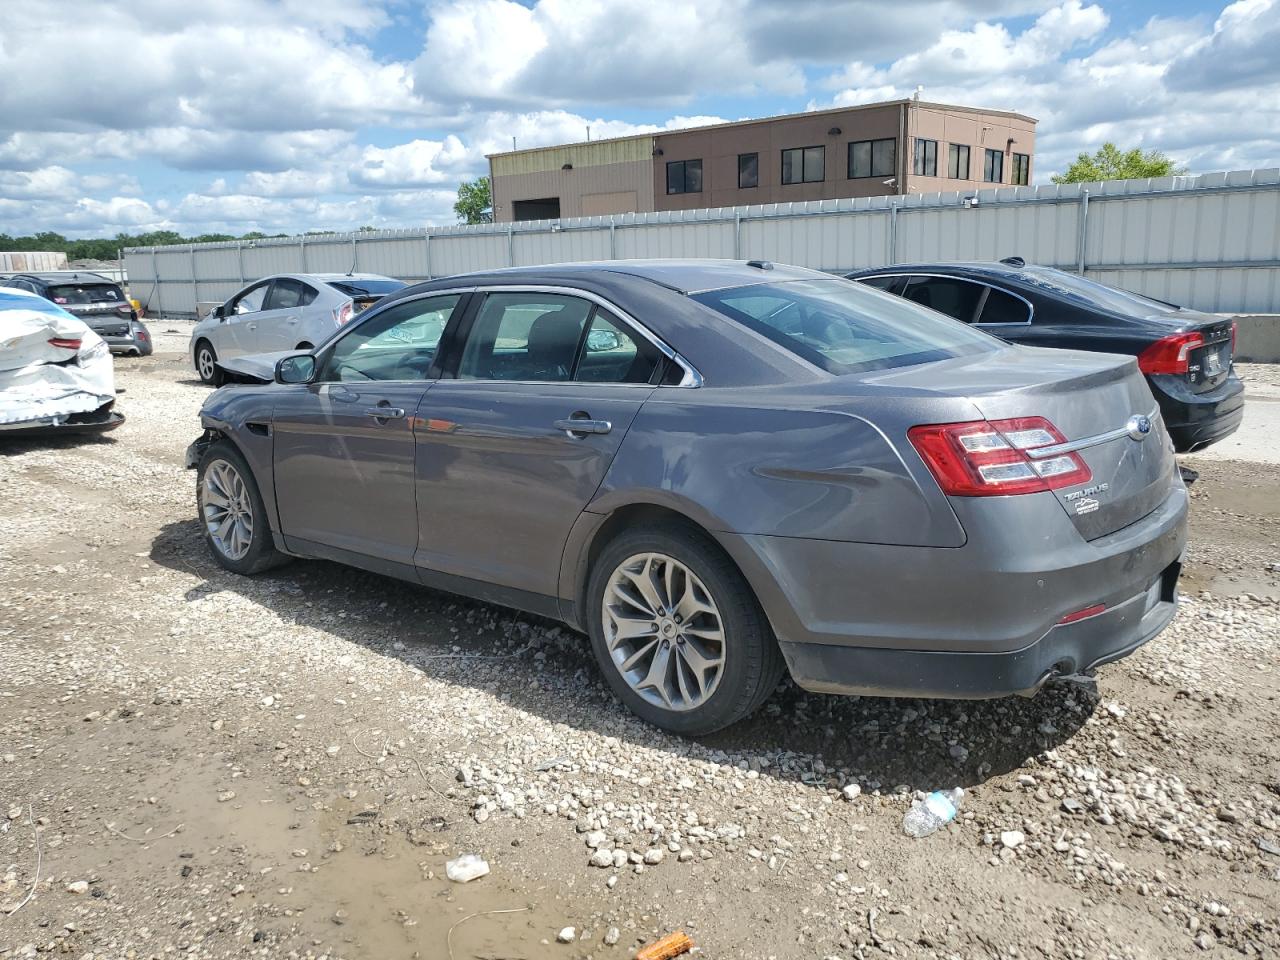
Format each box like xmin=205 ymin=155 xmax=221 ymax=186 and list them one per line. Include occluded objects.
xmin=0 ymin=0 xmax=1276 ymax=237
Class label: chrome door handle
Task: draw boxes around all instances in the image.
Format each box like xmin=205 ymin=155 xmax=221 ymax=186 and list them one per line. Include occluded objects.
xmin=286 ymin=316 xmax=299 ymax=324
xmin=366 ymin=406 xmax=406 ymax=420
xmin=554 ymin=417 xmax=612 ymax=436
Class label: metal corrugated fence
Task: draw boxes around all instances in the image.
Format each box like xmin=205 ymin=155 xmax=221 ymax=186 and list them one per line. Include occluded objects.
xmin=124 ymin=168 xmax=1280 ymax=318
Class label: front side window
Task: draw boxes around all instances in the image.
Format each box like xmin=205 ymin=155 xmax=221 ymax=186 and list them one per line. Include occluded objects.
xmin=781 ymin=146 xmax=824 ymax=184
xmin=984 ymin=148 xmax=1004 ymax=183
xmin=232 ymin=282 xmax=270 ymax=315
xmin=848 ymin=138 xmax=896 ymax=179
xmin=913 ymin=139 xmax=938 ymax=177
xmin=320 ymin=294 xmax=460 ymax=382
xmin=948 ymin=143 xmax=970 ymax=180
xmin=692 ymin=279 xmax=997 ymax=375
xmin=1012 ymin=153 xmax=1030 ymax=186
xmin=666 ymin=159 xmax=703 ymax=195
xmin=738 ymin=152 xmax=759 ymax=189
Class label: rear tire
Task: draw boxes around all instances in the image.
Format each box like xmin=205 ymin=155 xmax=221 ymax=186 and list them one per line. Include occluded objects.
xmin=195 ymin=339 xmax=223 ymax=386
xmin=196 ymin=440 xmax=290 ymax=575
xmin=586 ymin=523 xmax=784 ymax=736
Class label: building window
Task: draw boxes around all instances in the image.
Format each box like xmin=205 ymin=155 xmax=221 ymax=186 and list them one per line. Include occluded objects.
xmin=738 ymin=153 xmax=759 ymax=189
xmin=913 ymin=139 xmax=938 ymax=177
xmin=947 ymin=143 xmax=970 ymax=180
xmin=848 ymin=138 xmax=896 ymax=179
xmin=1012 ymin=153 xmax=1030 ymax=186
xmin=781 ymin=146 xmax=825 ymax=184
xmin=984 ymin=148 xmax=1004 ymax=183
xmin=666 ymin=159 xmax=702 ymax=195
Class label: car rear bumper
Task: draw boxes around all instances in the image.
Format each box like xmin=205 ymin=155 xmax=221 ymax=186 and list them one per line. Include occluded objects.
xmin=777 ymin=559 xmax=1180 ymax=698
xmin=1153 ymin=371 xmax=1244 ymax=452
xmin=100 ymin=333 xmax=153 ymax=355
xmin=716 ymin=479 xmax=1188 ymax=698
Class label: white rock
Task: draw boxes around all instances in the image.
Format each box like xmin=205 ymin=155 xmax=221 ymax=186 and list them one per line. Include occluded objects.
xmin=585 ymin=830 xmax=608 ymax=849
xmin=65 ymin=881 xmax=89 ymax=894
xmin=1000 ymin=831 xmax=1025 ymax=850
xmin=445 ymin=854 xmax=490 ymax=883
xmin=589 ymin=849 xmax=614 ymax=868
xmin=841 ymin=784 xmax=861 ymax=801
xmin=604 ymin=926 xmax=620 ymax=946
xmin=557 ymin=926 xmax=576 ymax=943
xmin=643 ymin=848 xmax=664 ymax=865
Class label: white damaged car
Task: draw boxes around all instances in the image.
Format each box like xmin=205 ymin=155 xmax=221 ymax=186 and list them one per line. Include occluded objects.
xmin=0 ymin=287 xmax=123 ymax=435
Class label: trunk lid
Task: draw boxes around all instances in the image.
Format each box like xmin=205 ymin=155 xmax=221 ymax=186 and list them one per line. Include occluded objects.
xmin=864 ymin=345 xmax=1178 ymax=541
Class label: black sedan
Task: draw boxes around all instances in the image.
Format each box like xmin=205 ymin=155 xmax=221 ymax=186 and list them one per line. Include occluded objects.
xmin=846 ymin=259 xmax=1243 ymax=452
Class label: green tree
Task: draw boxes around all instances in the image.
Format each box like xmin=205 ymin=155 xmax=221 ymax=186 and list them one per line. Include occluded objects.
xmin=1052 ymin=143 xmax=1187 ymax=184
xmin=454 ymin=176 xmax=492 ymax=224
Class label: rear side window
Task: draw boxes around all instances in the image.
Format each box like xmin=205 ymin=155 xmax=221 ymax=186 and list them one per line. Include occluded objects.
xmin=692 ymin=279 xmax=997 ymax=375
xmin=459 ymin=293 xmax=592 ymax=382
xmin=48 ymin=283 xmax=124 ymax=305
xmin=265 ymin=278 xmax=317 ymax=310
xmin=855 ymin=275 xmax=904 ymax=294
xmin=577 ymin=309 xmax=663 ymax=384
xmin=901 ymin=277 xmax=984 ymax=323
xmin=978 ymin=287 xmax=1031 ymax=324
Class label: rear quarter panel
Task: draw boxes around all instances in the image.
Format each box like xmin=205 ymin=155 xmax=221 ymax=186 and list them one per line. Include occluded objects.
xmin=591 ymin=387 xmax=973 ymax=548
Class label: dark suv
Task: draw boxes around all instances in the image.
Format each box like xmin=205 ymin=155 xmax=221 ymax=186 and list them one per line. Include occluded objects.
xmin=0 ymin=272 xmax=152 ymax=356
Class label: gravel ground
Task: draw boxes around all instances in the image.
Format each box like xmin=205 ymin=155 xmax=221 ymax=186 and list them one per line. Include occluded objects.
xmin=1 ymin=327 xmax=1278 ymax=960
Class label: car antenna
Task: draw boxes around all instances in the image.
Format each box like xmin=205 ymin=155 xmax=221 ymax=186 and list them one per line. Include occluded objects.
xmin=999 ymin=256 xmax=1025 ymax=267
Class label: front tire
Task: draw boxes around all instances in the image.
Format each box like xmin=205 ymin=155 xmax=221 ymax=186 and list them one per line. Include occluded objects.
xmin=586 ymin=524 xmax=784 ymax=736
xmin=194 ymin=339 xmax=223 ymax=386
xmin=196 ymin=441 xmax=289 ymax=575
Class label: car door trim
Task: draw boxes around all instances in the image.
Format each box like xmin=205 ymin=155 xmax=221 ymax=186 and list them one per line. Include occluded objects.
xmin=1025 ymin=406 xmax=1161 ymax=459
xmin=856 ymin=273 xmax=1035 ymax=326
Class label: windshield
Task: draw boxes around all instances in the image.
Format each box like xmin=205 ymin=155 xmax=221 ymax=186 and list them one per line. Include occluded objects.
xmin=326 ymin=278 xmax=405 ymax=299
xmin=1017 ymin=266 xmax=1179 ymax=316
xmin=692 ymin=278 xmax=999 ymax=374
xmin=49 ymin=283 xmax=124 ymax=305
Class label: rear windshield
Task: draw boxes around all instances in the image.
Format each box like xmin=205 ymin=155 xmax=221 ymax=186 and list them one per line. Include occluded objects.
xmin=325 ymin=279 xmax=405 ymax=299
xmin=692 ymin=278 xmax=998 ymax=374
xmin=49 ymin=283 xmax=124 ymax=305
xmin=1017 ymin=266 xmax=1179 ymax=316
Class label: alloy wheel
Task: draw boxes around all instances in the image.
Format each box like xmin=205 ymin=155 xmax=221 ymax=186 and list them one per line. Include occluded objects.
xmin=197 ymin=347 xmax=215 ymax=381
xmin=602 ymin=552 xmax=726 ymax=712
xmin=201 ymin=459 xmax=254 ymax=561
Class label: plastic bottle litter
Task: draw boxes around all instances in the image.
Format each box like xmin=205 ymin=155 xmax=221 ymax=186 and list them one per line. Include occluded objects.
xmin=634 ymin=930 xmax=695 ymax=960
xmin=445 ymin=853 xmax=490 ymax=882
xmin=902 ymin=787 xmax=964 ymax=838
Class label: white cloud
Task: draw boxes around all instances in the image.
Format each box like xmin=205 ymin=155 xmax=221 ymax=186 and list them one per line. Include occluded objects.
xmin=0 ymin=0 xmax=1277 ymax=237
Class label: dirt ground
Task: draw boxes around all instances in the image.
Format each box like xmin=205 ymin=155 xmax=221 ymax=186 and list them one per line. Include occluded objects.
xmin=1 ymin=327 xmax=1278 ymax=960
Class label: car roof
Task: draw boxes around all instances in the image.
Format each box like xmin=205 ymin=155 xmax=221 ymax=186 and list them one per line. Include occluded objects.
xmin=306 ymin=272 xmax=399 ymax=282
xmin=5 ymin=271 xmax=117 ymax=284
xmin=436 ymin=259 xmax=829 ymax=295
xmin=849 ymin=261 xmax=1036 ymax=283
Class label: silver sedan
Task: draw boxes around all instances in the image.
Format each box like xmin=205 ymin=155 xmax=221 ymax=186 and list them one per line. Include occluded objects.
xmin=189 ymin=273 xmax=404 ymax=384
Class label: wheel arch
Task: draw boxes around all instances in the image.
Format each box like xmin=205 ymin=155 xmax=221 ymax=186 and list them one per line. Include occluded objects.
xmin=560 ymin=494 xmax=773 ymax=637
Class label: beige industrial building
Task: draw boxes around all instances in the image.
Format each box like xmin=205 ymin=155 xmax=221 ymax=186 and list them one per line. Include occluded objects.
xmin=488 ymin=99 xmax=1036 ymax=222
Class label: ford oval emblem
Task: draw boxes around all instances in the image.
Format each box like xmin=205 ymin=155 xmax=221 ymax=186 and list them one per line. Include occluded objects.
xmin=1126 ymin=414 xmax=1152 ymax=441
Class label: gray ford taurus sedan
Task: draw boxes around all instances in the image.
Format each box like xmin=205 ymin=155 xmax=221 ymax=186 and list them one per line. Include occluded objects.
xmin=186 ymin=260 xmax=1187 ymax=735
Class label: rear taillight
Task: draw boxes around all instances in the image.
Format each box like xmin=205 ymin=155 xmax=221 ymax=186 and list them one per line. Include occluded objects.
xmin=1137 ymin=332 xmax=1203 ymax=375
xmin=1230 ymin=320 xmax=1237 ymax=358
xmin=48 ymin=337 xmax=82 ymax=350
xmin=334 ymin=302 xmax=353 ymax=326
xmin=908 ymin=416 xmax=1091 ymax=497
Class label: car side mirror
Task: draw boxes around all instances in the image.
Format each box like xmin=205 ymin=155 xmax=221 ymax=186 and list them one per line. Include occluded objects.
xmin=212 ymin=304 xmax=225 ymax=320
xmin=275 ymin=354 xmax=316 ymax=385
